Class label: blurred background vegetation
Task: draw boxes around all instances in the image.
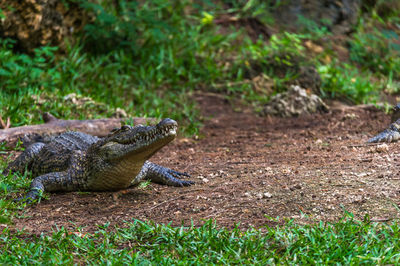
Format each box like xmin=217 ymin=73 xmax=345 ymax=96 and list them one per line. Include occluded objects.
xmin=0 ymin=0 xmax=399 ymax=134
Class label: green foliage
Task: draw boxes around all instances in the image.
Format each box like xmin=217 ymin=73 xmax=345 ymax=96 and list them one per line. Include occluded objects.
xmin=222 ymin=0 xmax=274 ymax=25
xmin=231 ymin=33 xmax=310 ymax=96
xmin=0 ymin=37 xmax=201 ymax=133
xmin=240 ymin=32 xmax=306 ymax=69
xmin=1 ymin=217 xmax=400 ymax=264
xmin=362 ymin=0 xmax=400 ymax=23
xmin=318 ymin=62 xmax=378 ymax=104
xmin=0 ymin=151 xmax=32 ymax=224
xmin=78 ymin=0 xmax=178 ymax=55
xmin=297 ymin=15 xmax=331 ymax=40
xmin=0 ymin=39 xmax=59 ymax=93
xmin=349 ymin=25 xmax=400 ymax=78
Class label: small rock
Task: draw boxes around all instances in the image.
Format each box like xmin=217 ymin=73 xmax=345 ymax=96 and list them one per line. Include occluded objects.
xmin=343 ymin=113 xmax=359 ymax=120
xmin=376 ymin=144 xmax=389 ymax=153
xmin=263 ymin=192 xmax=272 ymax=198
xmin=290 ymin=184 xmax=302 ymax=191
xmin=261 ymin=85 xmax=329 ymax=117
xmin=315 ymin=139 xmax=323 ymax=145
xmin=197 ymin=175 xmax=209 ymax=183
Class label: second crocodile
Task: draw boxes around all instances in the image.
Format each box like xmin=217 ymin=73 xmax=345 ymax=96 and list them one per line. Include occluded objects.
xmin=368 ymin=103 xmax=400 ymax=143
xmin=2 ymin=118 xmax=194 ymax=202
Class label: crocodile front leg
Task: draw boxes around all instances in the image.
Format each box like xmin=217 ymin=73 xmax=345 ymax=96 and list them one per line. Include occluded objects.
xmin=368 ymin=119 xmax=400 ymax=143
xmin=20 ymin=171 xmax=75 ymax=202
xmin=133 ymin=161 xmax=194 ymax=187
xmin=18 ymin=150 xmax=87 ymax=203
xmin=2 ymin=142 xmax=45 ymax=176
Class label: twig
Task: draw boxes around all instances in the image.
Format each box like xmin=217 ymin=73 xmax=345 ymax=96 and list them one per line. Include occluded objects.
xmin=346 ymin=143 xmax=382 ymax=148
xmin=148 ymin=195 xmax=183 ymax=210
xmin=203 ymin=210 xmax=224 ymax=219
xmin=370 ymin=217 xmax=393 ymax=222
xmin=0 ymin=116 xmax=10 ymax=129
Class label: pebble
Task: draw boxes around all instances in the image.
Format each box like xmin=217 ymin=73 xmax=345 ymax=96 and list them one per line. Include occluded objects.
xmin=376 ymin=144 xmax=389 ymax=153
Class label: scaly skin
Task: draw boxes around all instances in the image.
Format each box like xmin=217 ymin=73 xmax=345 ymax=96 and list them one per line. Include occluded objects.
xmin=368 ymin=104 xmax=400 ymax=143
xmin=367 ymin=120 xmax=400 ymax=143
xmin=2 ymin=118 xmax=193 ymax=202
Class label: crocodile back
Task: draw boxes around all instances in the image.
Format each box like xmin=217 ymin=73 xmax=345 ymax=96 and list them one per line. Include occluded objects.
xmin=31 ymin=132 xmax=99 ymax=176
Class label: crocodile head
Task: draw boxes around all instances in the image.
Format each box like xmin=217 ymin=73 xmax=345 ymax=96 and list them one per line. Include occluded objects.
xmin=86 ymin=118 xmax=178 ymax=189
xmin=93 ymin=118 xmax=177 ymax=161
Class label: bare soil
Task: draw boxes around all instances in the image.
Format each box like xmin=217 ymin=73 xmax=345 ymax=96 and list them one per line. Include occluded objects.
xmin=9 ymin=94 xmax=400 ymax=234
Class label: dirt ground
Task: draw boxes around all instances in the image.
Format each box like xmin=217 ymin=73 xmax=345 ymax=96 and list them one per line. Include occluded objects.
xmin=8 ymin=94 xmax=400 ymax=234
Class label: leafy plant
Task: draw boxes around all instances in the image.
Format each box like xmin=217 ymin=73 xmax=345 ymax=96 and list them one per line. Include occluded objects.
xmin=0 ymin=39 xmax=59 ymax=93
xmin=349 ymin=26 xmax=400 ymax=78
xmin=318 ymin=62 xmax=378 ymax=104
xmin=297 ymin=15 xmax=331 ymax=40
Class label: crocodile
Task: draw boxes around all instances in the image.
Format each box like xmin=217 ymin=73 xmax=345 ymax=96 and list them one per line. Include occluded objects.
xmin=368 ymin=103 xmax=400 ymax=143
xmin=2 ymin=118 xmax=194 ymax=202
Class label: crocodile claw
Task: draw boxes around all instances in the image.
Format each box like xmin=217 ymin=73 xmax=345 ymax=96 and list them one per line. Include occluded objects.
xmin=14 ymin=196 xmax=35 ymax=204
xmin=14 ymin=189 xmax=41 ymax=204
xmin=164 ymin=169 xmax=194 ymax=187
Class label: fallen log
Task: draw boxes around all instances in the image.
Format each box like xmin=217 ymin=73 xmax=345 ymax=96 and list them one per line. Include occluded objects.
xmin=0 ymin=113 xmax=157 ymax=146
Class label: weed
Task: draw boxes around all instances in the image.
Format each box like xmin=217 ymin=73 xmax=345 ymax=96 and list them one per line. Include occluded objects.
xmin=318 ymin=62 xmax=378 ymax=104
xmin=349 ymin=24 xmax=400 ymax=78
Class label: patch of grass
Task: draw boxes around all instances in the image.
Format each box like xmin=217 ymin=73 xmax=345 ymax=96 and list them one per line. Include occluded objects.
xmin=318 ymin=62 xmax=379 ymax=104
xmin=1 ymin=216 xmax=400 ymax=264
xmin=213 ymin=32 xmax=310 ymax=101
xmin=362 ymin=0 xmax=400 ymax=23
xmin=0 ymin=38 xmax=201 ymax=133
xmin=221 ymin=0 xmax=274 ymax=25
xmin=1 ymin=0 xmax=219 ymax=134
xmin=297 ymin=15 xmax=332 ymax=40
xmin=0 ymin=173 xmax=27 ymax=225
xmin=349 ymin=23 xmax=400 ymax=79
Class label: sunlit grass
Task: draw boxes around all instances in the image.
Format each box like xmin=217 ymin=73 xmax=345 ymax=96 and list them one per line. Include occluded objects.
xmin=1 ymin=216 xmax=400 ymax=264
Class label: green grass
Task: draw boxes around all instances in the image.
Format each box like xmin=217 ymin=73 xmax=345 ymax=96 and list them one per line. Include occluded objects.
xmin=318 ymin=62 xmax=378 ymax=104
xmin=349 ymin=22 xmax=400 ymax=79
xmin=0 ymin=38 xmax=201 ymax=134
xmin=1 ymin=216 xmax=400 ymax=264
